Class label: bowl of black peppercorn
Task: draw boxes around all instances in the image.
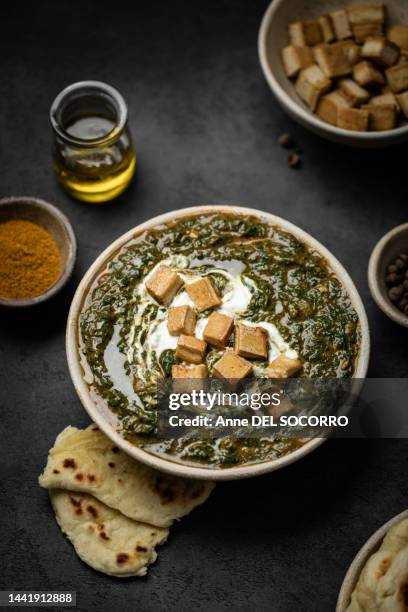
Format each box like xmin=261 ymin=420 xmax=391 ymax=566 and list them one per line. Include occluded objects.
xmin=368 ymin=223 xmax=408 ymax=328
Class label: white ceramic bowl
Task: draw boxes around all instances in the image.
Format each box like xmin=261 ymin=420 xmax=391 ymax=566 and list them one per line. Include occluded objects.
xmin=336 ymin=509 xmax=408 ymax=611
xmin=258 ymin=0 xmax=408 ymax=147
xmin=66 ymin=205 xmax=370 ymax=480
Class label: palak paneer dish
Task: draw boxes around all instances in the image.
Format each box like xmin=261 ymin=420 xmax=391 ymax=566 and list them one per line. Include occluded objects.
xmin=78 ymin=213 xmax=360 ymax=468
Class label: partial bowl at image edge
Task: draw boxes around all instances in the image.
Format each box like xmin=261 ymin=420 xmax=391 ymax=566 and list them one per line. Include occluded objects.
xmin=66 ymin=205 xmax=370 ymax=481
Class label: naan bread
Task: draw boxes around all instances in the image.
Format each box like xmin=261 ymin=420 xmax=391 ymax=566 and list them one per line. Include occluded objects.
xmin=39 ymin=426 xmax=214 ymax=527
xmin=382 ymin=520 xmax=408 ymax=554
xmin=353 ymin=550 xmax=396 ymax=611
xmin=50 ymin=489 xmax=168 ymax=577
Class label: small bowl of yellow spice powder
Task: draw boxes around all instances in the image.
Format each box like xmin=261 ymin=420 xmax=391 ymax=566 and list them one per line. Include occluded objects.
xmin=0 ymin=197 xmax=76 ymax=307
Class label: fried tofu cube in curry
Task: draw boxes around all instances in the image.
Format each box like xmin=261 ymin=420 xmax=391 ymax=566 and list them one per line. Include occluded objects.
xmin=266 ymin=355 xmax=303 ymax=378
xmin=172 ymin=363 xmax=208 ymax=378
xmin=203 ymin=312 xmax=234 ymax=348
xmin=281 ymin=45 xmax=314 ymax=79
xmin=167 ymin=305 xmax=196 ymax=336
xmin=234 ymin=324 xmax=268 ymax=360
xmin=317 ymin=91 xmax=351 ymax=125
xmin=175 ymin=335 xmax=207 ymax=364
xmin=371 ymin=92 xmax=400 ymax=111
xmin=386 ymin=63 xmax=408 ymax=93
xmin=337 ymin=106 xmax=370 ymax=131
xmin=145 ymin=265 xmax=183 ymax=305
xmin=295 ymin=65 xmax=332 ymax=112
xmin=314 ymin=43 xmax=352 ymax=78
xmin=387 ymin=25 xmax=408 ymax=51
xmin=352 ymin=60 xmax=385 ymax=86
xmin=338 ymin=40 xmax=362 ymax=65
xmin=186 ymin=277 xmax=221 ymax=311
xmin=353 ymin=22 xmax=383 ymax=43
xmin=362 ymin=103 xmax=397 ymax=130
xmin=213 ymin=351 xmax=252 ymax=386
xmin=338 ymin=78 xmax=371 ymax=105
xmin=362 ymin=36 xmax=400 ymax=67
xmin=347 ymin=3 xmax=385 ymax=27
xmin=288 ymin=20 xmax=322 ymax=47
xmin=330 ymin=10 xmax=352 ymax=40
xmin=319 ymin=15 xmax=335 ymax=43
xmin=396 ymin=91 xmax=408 ymax=118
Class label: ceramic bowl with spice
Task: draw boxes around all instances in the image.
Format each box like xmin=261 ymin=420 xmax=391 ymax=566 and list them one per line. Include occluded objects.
xmin=368 ymin=222 xmax=408 ymax=327
xmin=0 ymin=197 xmax=77 ymax=307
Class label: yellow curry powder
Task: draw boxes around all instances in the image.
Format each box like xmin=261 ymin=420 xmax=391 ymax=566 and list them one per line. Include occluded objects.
xmin=0 ymin=219 xmax=61 ymax=299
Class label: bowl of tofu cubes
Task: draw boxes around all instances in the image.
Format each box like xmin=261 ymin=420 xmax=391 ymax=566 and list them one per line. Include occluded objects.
xmin=66 ymin=205 xmax=370 ymax=480
xmin=259 ymin=0 xmax=408 ymax=146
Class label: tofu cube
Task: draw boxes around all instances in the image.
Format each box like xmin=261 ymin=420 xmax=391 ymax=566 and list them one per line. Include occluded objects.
xmin=338 ymin=40 xmax=362 ymax=65
xmin=172 ymin=363 xmax=208 ymax=378
xmin=175 ymin=335 xmax=207 ymax=364
xmin=266 ymin=355 xmax=303 ymax=378
xmin=338 ymin=78 xmax=371 ymax=105
xmin=371 ymin=92 xmax=400 ymax=111
xmin=203 ymin=312 xmax=234 ymax=348
xmin=295 ymin=65 xmax=332 ymax=111
xmin=362 ymin=36 xmax=400 ymax=66
xmin=234 ymin=324 xmax=268 ymax=360
xmin=352 ymin=60 xmax=385 ymax=86
xmin=399 ymin=50 xmax=408 ymax=64
xmin=337 ymin=107 xmax=370 ymax=131
xmin=281 ymin=45 xmax=314 ymax=79
xmin=288 ymin=20 xmax=322 ymax=47
xmin=396 ymin=91 xmax=408 ymax=118
xmin=347 ymin=4 xmax=385 ymax=26
xmin=387 ymin=25 xmax=408 ymax=51
xmin=145 ymin=265 xmax=183 ymax=305
xmin=319 ymin=15 xmax=335 ymax=43
xmin=330 ymin=10 xmax=352 ymax=40
xmin=386 ymin=63 xmax=408 ymax=92
xmin=314 ymin=42 xmax=352 ymax=77
xmin=167 ymin=305 xmax=196 ymax=336
xmin=213 ymin=351 xmax=252 ymax=386
xmin=186 ymin=277 xmax=221 ymax=311
xmin=352 ymin=22 xmax=383 ymax=43
xmin=362 ymin=103 xmax=396 ymax=129
xmin=317 ymin=91 xmax=352 ymax=125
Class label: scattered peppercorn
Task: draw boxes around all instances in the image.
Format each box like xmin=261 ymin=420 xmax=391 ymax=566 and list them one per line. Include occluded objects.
xmin=278 ymin=133 xmax=293 ymax=148
xmin=386 ymin=251 xmax=408 ymax=316
xmin=288 ymin=153 xmax=301 ymax=168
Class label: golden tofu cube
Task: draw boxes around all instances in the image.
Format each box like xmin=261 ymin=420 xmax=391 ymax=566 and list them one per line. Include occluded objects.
xmin=386 ymin=63 xmax=408 ymax=92
xmin=167 ymin=305 xmax=196 ymax=336
xmin=347 ymin=4 xmax=385 ymax=26
xmin=371 ymin=92 xmax=400 ymax=111
xmin=213 ymin=351 xmax=252 ymax=386
xmin=362 ymin=103 xmax=397 ymax=130
xmin=314 ymin=42 xmax=352 ymax=77
xmin=288 ymin=20 xmax=322 ymax=47
xmin=175 ymin=334 xmax=207 ymax=364
xmin=337 ymin=107 xmax=370 ymax=131
xmin=338 ymin=40 xmax=362 ymax=65
xmin=396 ymin=91 xmax=408 ymax=118
xmin=399 ymin=50 xmax=408 ymax=64
xmin=266 ymin=355 xmax=303 ymax=378
xmin=352 ymin=60 xmax=385 ymax=86
xmin=172 ymin=363 xmax=208 ymax=378
xmin=235 ymin=324 xmax=268 ymax=360
xmin=319 ymin=15 xmax=335 ymax=43
xmin=295 ymin=65 xmax=332 ymax=112
xmin=281 ymin=45 xmax=314 ymax=79
xmin=317 ymin=91 xmax=351 ymax=125
xmin=145 ymin=265 xmax=183 ymax=305
xmin=330 ymin=10 xmax=352 ymax=40
xmin=362 ymin=36 xmax=400 ymax=66
xmin=387 ymin=25 xmax=408 ymax=51
xmin=338 ymin=78 xmax=371 ymax=105
xmin=203 ymin=312 xmax=234 ymax=348
xmin=352 ymin=22 xmax=383 ymax=43
xmin=186 ymin=277 xmax=221 ymax=311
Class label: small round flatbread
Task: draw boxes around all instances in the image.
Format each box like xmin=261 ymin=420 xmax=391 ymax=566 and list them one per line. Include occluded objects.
xmin=353 ymin=550 xmax=396 ymax=611
xmin=50 ymin=489 xmax=168 ymax=578
xmin=375 ymin=548 xmax=408 ymax=612
xmin=39 ymin=426 xmax=214 ymax=527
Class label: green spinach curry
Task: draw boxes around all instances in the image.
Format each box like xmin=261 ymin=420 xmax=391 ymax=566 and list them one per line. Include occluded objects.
xmin=79 ymin=213 xmax=360 ymax=468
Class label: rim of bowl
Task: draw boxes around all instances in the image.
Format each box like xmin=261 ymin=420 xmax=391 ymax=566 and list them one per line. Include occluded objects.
xmin=0 ymin=197 xmax=77 ymax=308
xmin=258 ymin=0 xmax=408 ymax=144
xmin=66 ymin=204 xmax=370 ymax=481
xmin=336 ymin=509 xmax=408 ymax=611
xmin=368 ymin=223 xmax=408 ymax=327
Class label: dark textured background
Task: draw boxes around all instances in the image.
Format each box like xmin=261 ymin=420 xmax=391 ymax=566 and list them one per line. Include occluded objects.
xmin=0 ymin=1 xmax=407 ymax=611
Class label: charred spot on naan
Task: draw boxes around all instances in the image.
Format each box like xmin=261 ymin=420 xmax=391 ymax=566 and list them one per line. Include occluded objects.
xmin=63 ymin=458 xmax=76 ymax=469
xmin=152 ymin=475 xmax=178 ymax=504
xmin=116 ymin=553 xmax=129 ymax=564
xmin=68 ymin=494 xmax=83 ymax=515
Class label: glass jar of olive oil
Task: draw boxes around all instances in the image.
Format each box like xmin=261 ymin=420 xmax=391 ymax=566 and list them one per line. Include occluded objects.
xmin=50 ymin=81 xmax=136 ymax=203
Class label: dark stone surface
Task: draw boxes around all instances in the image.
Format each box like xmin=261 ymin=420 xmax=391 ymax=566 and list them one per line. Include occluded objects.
xmin=0 ymin=1 xmax=407 ymax=611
